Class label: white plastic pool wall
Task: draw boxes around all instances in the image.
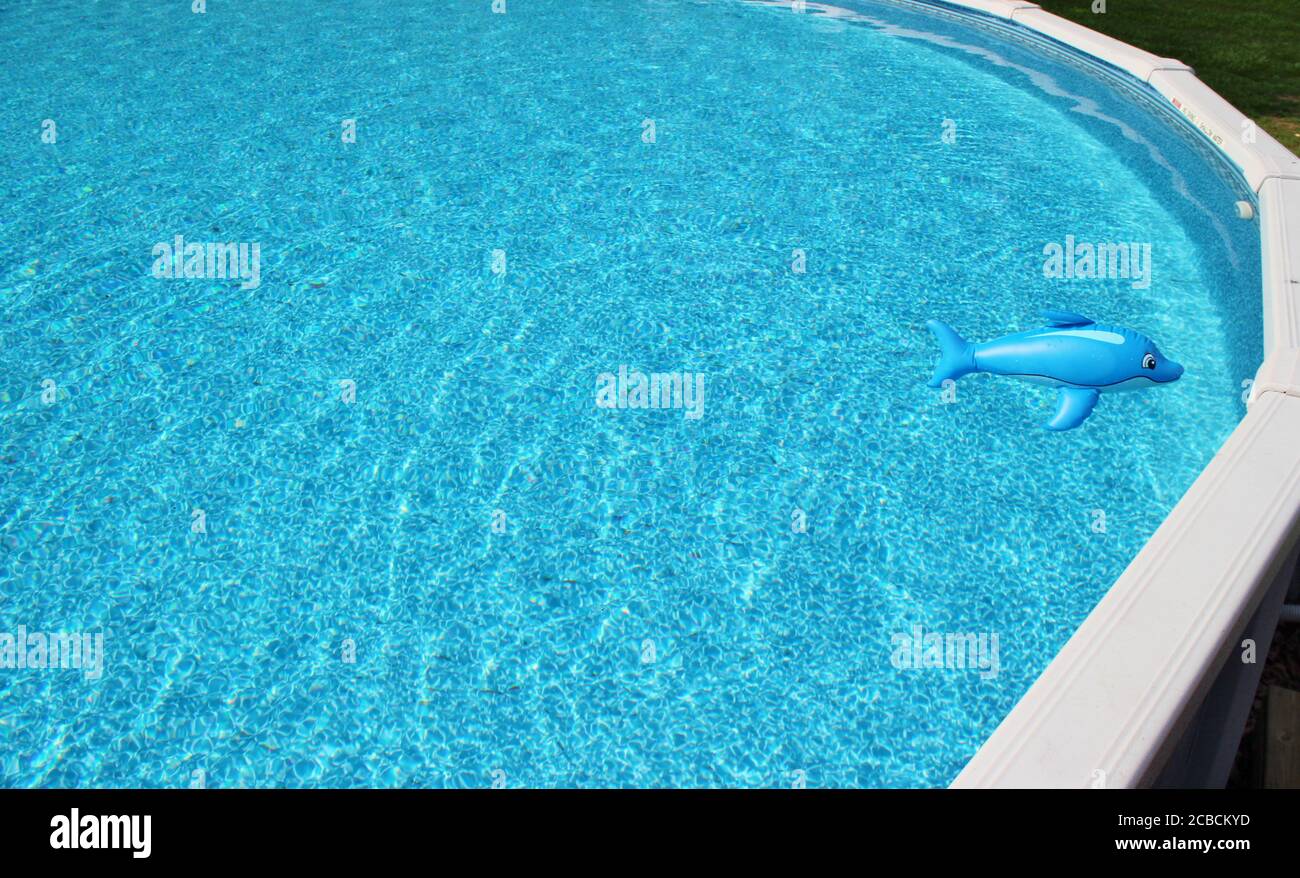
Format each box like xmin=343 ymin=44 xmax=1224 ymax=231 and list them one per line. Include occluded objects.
xmin=891 ymin=1 xmax=1300 ymax=788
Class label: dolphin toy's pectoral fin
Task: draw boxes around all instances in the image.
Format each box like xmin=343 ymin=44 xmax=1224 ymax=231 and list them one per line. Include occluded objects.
xmin=1040 ymin=309 xmax=1094 ymax=328
xmin=1045 ymin=388 xmax=1100 ymax=431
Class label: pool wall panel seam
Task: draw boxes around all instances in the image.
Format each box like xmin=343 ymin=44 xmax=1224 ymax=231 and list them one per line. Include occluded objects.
xmin=1257 ymin=179 xmax=1300 ymax=359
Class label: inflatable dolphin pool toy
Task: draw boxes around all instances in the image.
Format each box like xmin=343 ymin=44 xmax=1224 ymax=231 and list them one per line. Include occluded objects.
xmin=925 ymin=309 xmax=1183 ymax=431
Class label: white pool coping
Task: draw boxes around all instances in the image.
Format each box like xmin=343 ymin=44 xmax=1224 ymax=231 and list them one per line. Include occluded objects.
xmin=900 ymin=0 xmax=1300 ymax=788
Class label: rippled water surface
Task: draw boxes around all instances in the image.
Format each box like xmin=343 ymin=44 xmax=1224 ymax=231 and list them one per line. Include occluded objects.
xmin=0 ymin=0 xmax=1262 ymax=786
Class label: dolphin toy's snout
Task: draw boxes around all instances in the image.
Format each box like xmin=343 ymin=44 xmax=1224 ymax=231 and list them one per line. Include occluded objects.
xmin=925 ymin=309 xmax=1183 ymax=431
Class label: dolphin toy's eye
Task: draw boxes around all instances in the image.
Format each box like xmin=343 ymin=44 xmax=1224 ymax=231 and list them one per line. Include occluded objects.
xmin=1142 ymin=353 xmax=1157 ymax=370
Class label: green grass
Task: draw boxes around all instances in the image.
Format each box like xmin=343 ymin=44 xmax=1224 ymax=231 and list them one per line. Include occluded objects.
xmin=1037 ymin=0 xmax=1300 ymax=145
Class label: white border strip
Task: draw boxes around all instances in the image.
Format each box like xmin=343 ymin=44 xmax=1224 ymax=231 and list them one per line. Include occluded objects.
xmin=1258 ymin=178 xmax=1300 ymax=356
xmin=904 ymin=0 xmax=1300 ymax=788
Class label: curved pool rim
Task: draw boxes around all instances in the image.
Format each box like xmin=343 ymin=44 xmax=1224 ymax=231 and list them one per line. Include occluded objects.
xmin=810 ymin=0 xmax=1300 ymax=788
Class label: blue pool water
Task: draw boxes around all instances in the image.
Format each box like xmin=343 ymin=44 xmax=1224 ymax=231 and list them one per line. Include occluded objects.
xmin=0 ymin=0 xmax=1262 ymax=787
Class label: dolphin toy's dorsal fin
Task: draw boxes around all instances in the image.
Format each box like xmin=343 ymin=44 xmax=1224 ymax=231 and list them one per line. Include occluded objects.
xmin=1040 ymin=308 xmax=1094 ymax=327
xmin=1045 ymin=388 xmax=1100 ymax=431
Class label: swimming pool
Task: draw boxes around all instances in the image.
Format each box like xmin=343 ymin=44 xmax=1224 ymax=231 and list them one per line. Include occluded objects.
xmin=0 ymin=0 xmax=1273 ymax=787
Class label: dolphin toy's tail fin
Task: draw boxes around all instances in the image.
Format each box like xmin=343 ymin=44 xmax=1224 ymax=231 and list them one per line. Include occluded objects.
xmin=925 ymin=319 xmax=977 ymax=388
